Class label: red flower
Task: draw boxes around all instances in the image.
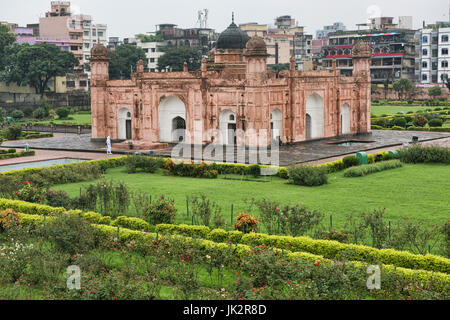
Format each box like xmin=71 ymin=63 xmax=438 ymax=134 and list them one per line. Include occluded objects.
xmin=113 ymin=297 xmax=117 ymax=300
xmin=24 ymin=181 xmax=29 ymax=184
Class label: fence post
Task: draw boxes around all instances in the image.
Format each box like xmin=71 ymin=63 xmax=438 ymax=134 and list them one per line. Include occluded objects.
xmin=231 ymin=204 xmax=234 ymax=227
xmin=186 ymin=198 xmax=189 ymax=217
xmin=330 ymin=215 xmax=333 ymax=231
xmin=388 ymin=221 xmax=391 ymax=242
xmin=192 ymin=215 xmax=194 ymax=226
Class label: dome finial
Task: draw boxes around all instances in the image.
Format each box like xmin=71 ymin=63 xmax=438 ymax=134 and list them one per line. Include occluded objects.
xmin=232 ymin=12 xmax=234 ymax=24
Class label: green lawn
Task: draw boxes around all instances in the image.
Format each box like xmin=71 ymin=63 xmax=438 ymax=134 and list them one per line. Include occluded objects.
xmin=32 ymin=113 xmax=91 ymax=126
xmin=371 ymin=105 xmax=433 ymax=116
xmin=54 ymin=164 xmax=450 ymax=230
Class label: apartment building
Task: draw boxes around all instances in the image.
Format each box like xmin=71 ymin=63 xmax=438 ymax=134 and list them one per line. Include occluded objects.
xmin=136 ymin=38 xmax=166 ymax=72
xmin=321 ymin=16 xmax=417 ymax=84
xmin=81 ymin=15 xmax=107 ymax=65
xmin=240 ymin=15 xmax=313 ymax=69
xmin=418 ymin=22 xmax=450 ymax=84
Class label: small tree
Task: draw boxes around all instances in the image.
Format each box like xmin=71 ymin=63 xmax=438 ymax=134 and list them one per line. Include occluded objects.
xmin=11 ymin=109 xmax=24 ymax=121
xmin=392 ymin=78 xmax=414 ymax=101
xmin=428 ymin=85 xmax=442 ymax=99
xmin=0 ymin=107 xmax=6 ymax=123
xmin=56 ymin=107 xmax=70 ymax=119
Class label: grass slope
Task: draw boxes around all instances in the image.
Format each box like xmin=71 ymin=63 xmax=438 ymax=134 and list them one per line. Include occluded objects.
xmin=54 ymin=164 xmax=450 ymax=229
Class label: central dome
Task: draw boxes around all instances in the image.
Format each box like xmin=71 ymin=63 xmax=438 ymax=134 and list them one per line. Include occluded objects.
xmin=216 ymin=21 xmax=250 ymax=50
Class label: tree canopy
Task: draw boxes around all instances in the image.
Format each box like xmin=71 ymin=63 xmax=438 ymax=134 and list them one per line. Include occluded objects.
xmin=268 ymin=63 xmax=290 ymax=74
xmin=108 ymin=44 xmax=148 ymax=80
xmin=0 ymin=24 xmax=17 ymax=68
xmin=157 ymin=47 xmax=201 ymax=72
xmin=1 ymin=43 xmax=78 ymax=95
xmin=428 ymin=85 xmax=442 ymax=98
xmin=392 ymin=78 xmax=414 ymax=101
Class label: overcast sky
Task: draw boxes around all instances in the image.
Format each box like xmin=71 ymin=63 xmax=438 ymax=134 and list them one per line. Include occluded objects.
xmin=1 ymin=0 xmax=449 ymax=38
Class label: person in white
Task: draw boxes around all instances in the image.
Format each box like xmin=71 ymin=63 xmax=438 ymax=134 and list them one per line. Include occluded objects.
xmin=106 ymin=136 xmax=112 ymax=155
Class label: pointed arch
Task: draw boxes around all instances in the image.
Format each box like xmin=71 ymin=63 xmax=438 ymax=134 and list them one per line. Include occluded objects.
xmin=305 ymin=93 xmax=324 ymax=139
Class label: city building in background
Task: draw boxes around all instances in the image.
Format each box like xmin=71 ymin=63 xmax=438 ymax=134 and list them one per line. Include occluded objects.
xmin=240 ymin=15 xmax=314 ymax=70
xmin=37 ymin=1 xmax=107 ymax=70
xmin=316 ymin=22 xmax=346 ymax=40
xmin=320 ymin=16 xmax=417 ymax=84
xmin=417 ymin=21 xmax=450 ymax=85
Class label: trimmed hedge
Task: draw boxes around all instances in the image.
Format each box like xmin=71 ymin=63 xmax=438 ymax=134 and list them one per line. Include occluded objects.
xmin=343 ymin=160 xmax=403 ymax=177
xmin=9 ymin=211 xmax=450 ymax=290
xmin=0 ymin=150 xmax=35 ymax=160
xmin=3 ymin=197 xmax=448 ymax=274
xmin=0 ymin=198 xmax=65 ymax=216
xmin=156 ymin=221 xmax=449 ymax=274
xmin=11 ymin=211 xmax=450 ymax=290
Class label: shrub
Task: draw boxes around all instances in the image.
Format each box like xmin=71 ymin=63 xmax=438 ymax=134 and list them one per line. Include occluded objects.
xmin=391 ymin=126 xmax=405 ymax=131
xmin=279 ymin=204 xmax=324 ymax=237
xmin=392 ymin=117 xmax=406 ymax=127
xmin=343 ymin=156 xmax=360 ymax=168
xmin=11 ymin=109 xmax=24 ymax=121
xmin=0 ymin=209 xmax=20 ymax=232
xmin=277 ymin=167 xmax=289 ymax=179
xmin=143 ymin=195 xmax=176 ymax=225
xmin=248 ymin=164 xmax=261 ymax=178
xmin=4 ymin=125 xmax=22 ymax=140
xmin=33 ymin=107 xmax=49 ymax=119
xmin=111 ymin=216 xmax=151 ymax=232
xmin=428 ymin=118 xmax=443 ymax=127
xmin=190 ymin=194 xmax=221 ymax=227
xmin=164 ymin=160 xmax=218 ymax=179
xmin=413 ymin=116 xmax=428 ymax=127
xmin=343 ymin=160 xmax=403 ymax=177
xmin=254 ymin=199 xmax=281 ymax=235
xmin=125 ymin=155 xmax=162 ymax=173
xmin=15 ymin=181 xmax=45 ymax=203
xmin=288 ymin=166 xmax=328 ymax=187
xmin=45 ymin=189 xmax=72 ymax=208
xmin=37 ymin=214 xmax=100 ymax=255
xmin=371 ymin=125 xmax=384 ymax=130
xmin=56 ymin=107 xmax=70 ymax=119
xmin=23 ymin=106 xmax=34 ymax=117
xmin=234 ymin=213 xmax=259 ymax=233
xmin=397 ymin=145 xmax=450 ymax=164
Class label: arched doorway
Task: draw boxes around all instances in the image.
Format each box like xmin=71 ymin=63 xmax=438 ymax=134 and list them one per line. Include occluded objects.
xmin=118 ymin=108 xmax=132 ymax=140
xmin=305 ymin=114 xmax=312 ymax=140
xmin=158 ymin=96 xmax=186 ymax=143
xmin=305 ymin=93 xmax=324 ymax=139
xmin=219 ymin=110 xmax=237 ymax=145
xmin=172 ymin=116 xmax=186 ymax=142
xmin=271 ymin=108 xmax=282 ymax=143
xmin=341 ymin=103 xmax=351 ymax=134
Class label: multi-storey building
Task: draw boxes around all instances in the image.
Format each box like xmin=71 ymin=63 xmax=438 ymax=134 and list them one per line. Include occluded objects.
xmin=321 ymin=17 xmax=417 ymax=84
xmin=417 ymin=22 xmax=450 ymax=85
xmin=39 ymin=1 xmax=84 ymax=65
xmin=107 ymin=37 xmax=122 ymax=51
xmin=81 ymin=15 xmax=107 ymax=65
xmin=38 ymin=1 xmax=107 ymax=69
xmin=316 ymin=22 xmax=346 ymax=40
xmin=240 ymin=15 xmax=313 ymax=69
xmin=136 ymin=37 xmax=166 ymax=72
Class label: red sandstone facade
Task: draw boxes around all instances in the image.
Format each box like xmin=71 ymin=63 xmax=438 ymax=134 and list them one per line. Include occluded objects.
xmin=90 ymin=26 xmax=371 ymax=148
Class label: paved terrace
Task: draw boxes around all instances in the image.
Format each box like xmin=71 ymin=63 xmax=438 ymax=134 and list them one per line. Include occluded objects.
xmin=1 ymin=131 xmax=449 ymax=167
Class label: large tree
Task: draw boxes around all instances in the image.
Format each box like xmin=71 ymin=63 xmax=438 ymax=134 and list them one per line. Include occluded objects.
xmin=0 ymin=24 xmax=16 ymax=68
xmin=1 ymin=43 xmax=78 ymax=95
xmin=157 ymin=47 xmax=201 ymax=72
xmin=108 ymin=44 xmax=147 ymax=80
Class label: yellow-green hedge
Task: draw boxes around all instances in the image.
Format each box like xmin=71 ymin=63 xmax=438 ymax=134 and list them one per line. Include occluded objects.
xmin=3 ymin=198 xmax=449 ymax=274
xmin=154 ymin=223 xmax=450 ymax=274
xmin=10 ymin=211 xmax=450 ymax=291
xmin=0 ymin=199 xmax=65 ymax=216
